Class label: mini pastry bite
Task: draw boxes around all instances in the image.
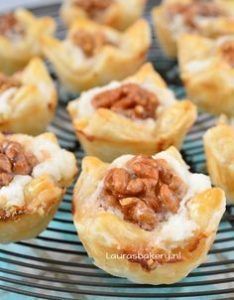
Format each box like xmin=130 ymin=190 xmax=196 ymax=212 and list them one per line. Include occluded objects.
xmin=0 ymin=9 xmax=55 ymax=75
xmin=152 ymin=0 xmax=234 ymax=58
xmin=0 ymin=57 xmax=57 ymax=135
xmin=42 ymin=18 xmax=151 ymax=92
xmin=67 ymin=63 xmax=197 ymax=162
xmin=178 ymin=34 xmax=234 ymax=116
xmin=0 ymin=132 xmax=77 ymax=244
xmin=73 ymin=146 xmax=225 ymax=284
xmin=204 ymin=118 xmax=234 ymax=204
xmin=60 ymin=0 xmax=147 ymax=30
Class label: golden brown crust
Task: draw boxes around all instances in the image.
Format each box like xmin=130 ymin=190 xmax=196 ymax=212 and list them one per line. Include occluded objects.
xmin=60 ymin=0 xmax=147 ymax=30
xmin=178 ymin=34 xmax=234 ymax=116
xmin=73 ymin=147 xmax=225 ymax=284
xmin=68 ymin=63 xmax=197 ymax=162
xmin=0 ymin=57 xmax=57 ymax=135
xmin=204 ymin=123 xmax=234 ymax=204
xmin=0 ymin=9 xmax=55 ymax=75
xmin=0 ymin=132 xmax=78 ymax=243
xmin=0 ymin=175 xmax=63 ymax=243
xmin=152 ymin=0 xmax=234 ymax=58
xmin=42 ymin=19 xmax=151 ymax=92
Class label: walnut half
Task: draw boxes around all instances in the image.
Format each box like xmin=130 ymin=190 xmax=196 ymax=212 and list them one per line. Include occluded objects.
xmin=92 ymin=83 xmax=159 ymax=120
xmin=219 ymin=40 xmax=234 ymax=67
xmin=100 ymin=155 xmax=187 ymax=231
xmin=0 ymin=13 xmax=24 ymax=38
xmin=0 ymin=139 xmax=38 ymax=187
xmin=72 ymin=30 xmax=116 ymax=57
xmin=168 ymin=1 xmax=224 ymax=29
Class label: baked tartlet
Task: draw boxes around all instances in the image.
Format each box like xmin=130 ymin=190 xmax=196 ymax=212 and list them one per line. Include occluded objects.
xmin=73 ymin=146 xmax=225 ymax=284
xmin=204 ymin=119 xmax=234 ymax=204
xmin=0 ymin=9 xmax=55 ymax=75
xmin=178 ymin=34 xmax=234 ymax=116
xmin=0 ymin=132 xmax=77 ymax=243
xmin=67 ymin=63 xmax=197 ymax=162
xmin=0 ymin=57 xmax=57 ymax=135
xmin=42 ymin=18 xmax=151 ymax=92
xmin=60 ymin=0 xmax=147 ymax=30
xmin=152 ymin=0 xmax=234 ymax=58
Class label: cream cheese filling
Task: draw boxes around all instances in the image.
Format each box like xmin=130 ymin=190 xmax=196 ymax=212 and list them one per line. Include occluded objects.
xmin=70 ymin=79 xmax=176 ymax=130
xmin=94 ymin=150 xmax=211 ymax=248
xmin=0 ymin=135 xmax=76 ymax=208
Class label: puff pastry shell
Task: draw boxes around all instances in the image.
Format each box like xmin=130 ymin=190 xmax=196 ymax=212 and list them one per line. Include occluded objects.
xmin=42 ymin=18 xmax=151 ymax=92
xmin=73 ymin=146 xmax=225 ymax=284
xmin=0 ymin=9 xmax=55 ymax=75
xmin=0 ymin=132 xmax=77 ymax=243
xmin=0 ymin=57 xmax=57 ymax=135
xmin=204 ymin=121 xmax=234 ymax=204
xmin=60 ymin=0 xmax=147 ymax=30
xmin=68 ymin=63 xmax=197 ymax=162
xmin=178 ymin=34 xmax=234 ymax=116
xmin=152 ymin=0 xmax=234 ymax=58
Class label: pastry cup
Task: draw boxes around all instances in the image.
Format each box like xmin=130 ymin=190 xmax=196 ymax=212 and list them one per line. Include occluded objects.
xmin=178 ymin=34 xmax=234 ymax=116
xmin=0 ymin=9 xmax=55 ymax=75
xmin=0 ymin=57 xmax=57 ymax=135
xmin=67 ymin=63 xmax=197 ymax=162
xmin=204 ymin=121 xmax=234 ymax=204
xmin=42 ymin=18 xmax=151 ymax=92
xmin=152 ymin=0 xmax=234 ymax=58
xmin=60 ymin=0 xmax=147 ymax=30
xmin=0 ymin=132 xmax=77 ymax=243
xmin=73 ymin=146 xmax=225 ymax=284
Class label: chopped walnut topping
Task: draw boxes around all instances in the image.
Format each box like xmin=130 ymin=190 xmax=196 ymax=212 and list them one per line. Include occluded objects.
xmin=0 ymin=13 xmax=24 ymax=39
xmin=0 ymin=140 xmax=38 ymax=187
xmin=72 ymin=30 xmax=115 ymax=57
xmin=0 ymin=74 xmax=21 ymax=93
xmin=220 ymin=41 xmax=234 ymax=67
xmin=73 ymin=0 xmax=113 ymax=18
xmin=100 ymin=156 xmax=187 ymax=231
xmin=168 ymin=0 xmax=225 ymax=29
xmin=92 ymin=83 xmax=159 ymax=120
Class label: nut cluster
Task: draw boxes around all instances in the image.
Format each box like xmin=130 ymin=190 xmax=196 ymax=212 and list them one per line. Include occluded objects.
xmin=0 ymin=13 xmax=24 ymax=38
xmin=220 ymin=41 xmax=234 ymax=67
xmin=73 ymin=0 xmax=113 ymax=18
xmin=72 ymin=30 xmax=115 ymax=57
xmin=0 ymin=140 xmax=38 ymax=187
xmin=168 ymin=0 xmax=224 ymax=29
xmin=101 ymin=156 xmax=187 ymax=231
xmin=92 ymin=83 xmax=159 ymax=120
xmin=0 ymin=74 xmax=20 ymax=93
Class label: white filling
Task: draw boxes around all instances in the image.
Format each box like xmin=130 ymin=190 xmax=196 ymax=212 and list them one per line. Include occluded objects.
xmin=0 ymin=175 xmax=31 ymax=208
xmin=0 ymin=87 xmax=17 ymax=115
xmin=63 ymin=40 xmax=93 ymax=69
xmin=170 ymin=15 xmax=187 ymax=38
xmin=216 ymin=35 xmax=234 ymax=47
xmin=0 ymin=136 xmax=76 ymax=208
xmin=64 ymin=29 xmax=120 ymax=69
xmin=169 ymin=10 xmax=220 ymax=38
xmin=70 ymin=80 xmax=176 ymax=129
xmin=97 ymin=150 xmax=211 ymax=248
xmin=185 ymin=59 xmax=213 ymax=74
xmin=32 ymin=149 xmax=75 ymax=182
xmin=152 ymin=151 xmax=211 ymax=248
xmin=73 ymin=81 xmax=121 ymax=118
xmin=30 ymin=136 xmax=76 ymax=182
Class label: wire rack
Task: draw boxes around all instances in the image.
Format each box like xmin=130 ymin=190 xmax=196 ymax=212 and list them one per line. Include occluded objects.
xmin=0 ymin=1 xmax=234 ymax=299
